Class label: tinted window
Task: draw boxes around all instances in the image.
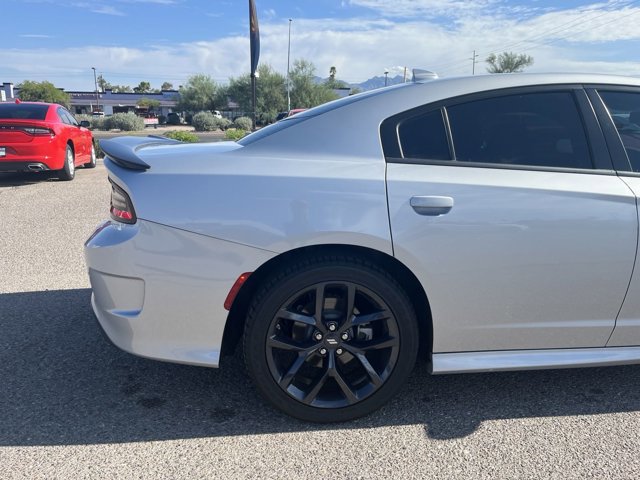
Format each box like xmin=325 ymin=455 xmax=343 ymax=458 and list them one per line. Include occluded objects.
xmin=57 ymin=108 xmax=71 ymax=125
xmin=0 ymin=104 xmax=49 ymax=120
xmin=598 ymin=91 xmax=640 ymax=172
xmin=398 ymin=109 xmax=451 ymax=160
xmin=447 ymin=92 xmax=593 ymax=169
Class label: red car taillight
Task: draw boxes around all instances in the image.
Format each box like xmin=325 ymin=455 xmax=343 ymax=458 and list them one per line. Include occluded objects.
xmin=23 ymin=126 xmax=54 ymax=136
xmin=109 ymin=180 xmax=137 ymax=224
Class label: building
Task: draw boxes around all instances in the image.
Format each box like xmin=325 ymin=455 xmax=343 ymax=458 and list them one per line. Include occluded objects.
xmin=1 ymin=82 xmax=178 ymax=116
xmin=1 ymin=82 xmax=16 ymax=102
xmin=69 ymin=89 xmax=179 ymax=116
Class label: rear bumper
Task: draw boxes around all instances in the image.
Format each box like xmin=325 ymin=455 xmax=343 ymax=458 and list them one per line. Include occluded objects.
xmin=84 ymin=219 xmax=276 ymax=367
xmin=0 ymin=161 xmax=49 ymax=172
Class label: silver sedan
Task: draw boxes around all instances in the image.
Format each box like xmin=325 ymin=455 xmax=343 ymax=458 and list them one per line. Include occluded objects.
xmin=85 ymin=73 xmax=640 ymax=422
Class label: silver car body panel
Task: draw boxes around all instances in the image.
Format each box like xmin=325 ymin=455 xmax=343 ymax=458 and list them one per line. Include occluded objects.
xmin=85 ymin=73 xmax=640 ymax=369
xmin=85 ymin=219 xmax=275 ymax=367
xmin=609 ymin=176 xmax=640 ymax=347
xmin=432 ymin=346 xmax=640 ymax=373
xmin=387 ymin=164 xmax=637 ymax=352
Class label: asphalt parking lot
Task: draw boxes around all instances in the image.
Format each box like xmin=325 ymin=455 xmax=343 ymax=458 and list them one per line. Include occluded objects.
xmin=2 ymin=161 xmax=640 ymax=479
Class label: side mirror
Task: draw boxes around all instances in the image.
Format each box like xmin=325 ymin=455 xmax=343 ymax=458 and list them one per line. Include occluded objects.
xmin=79 ymin=120 xmax=91 ymax=128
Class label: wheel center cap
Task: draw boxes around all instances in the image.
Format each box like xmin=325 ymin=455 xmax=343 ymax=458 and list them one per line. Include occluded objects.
xmin=324 ymin=334 xmax=340 ymax=347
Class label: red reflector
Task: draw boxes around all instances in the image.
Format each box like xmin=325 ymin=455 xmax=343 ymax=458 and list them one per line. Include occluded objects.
xmin=110 ymin=207 xmax=134 ymax=221
xmin=224 ymin=272 xmax=252 ymax=310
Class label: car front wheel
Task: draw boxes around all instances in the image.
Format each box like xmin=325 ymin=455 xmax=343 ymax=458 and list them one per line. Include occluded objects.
xmin=243 ymin=256 xmax=419 ymax=422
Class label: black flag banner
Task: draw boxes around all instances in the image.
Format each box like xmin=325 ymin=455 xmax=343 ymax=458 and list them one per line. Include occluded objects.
xmin=249 ymin=0 xmax=260 ymax=76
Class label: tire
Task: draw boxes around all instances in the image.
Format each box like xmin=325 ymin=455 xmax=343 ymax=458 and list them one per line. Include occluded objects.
xmin=84 ymin=144 xmax=96 ymax=168
xmin=58 ymin=145 xmax=75 ymax=181
xmin=243 ymin=255 xmax=419 ymax=422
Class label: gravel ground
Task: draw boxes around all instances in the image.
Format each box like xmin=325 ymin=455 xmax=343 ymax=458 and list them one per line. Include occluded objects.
xmin=1 ymin=163 xmax=640 ymax=479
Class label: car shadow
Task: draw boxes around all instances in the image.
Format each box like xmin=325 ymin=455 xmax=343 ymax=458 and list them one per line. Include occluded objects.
xmin=1 ymin=288 xmax=639 ymax=446
xmin=0 ymin=171 xmax=56 ymax=187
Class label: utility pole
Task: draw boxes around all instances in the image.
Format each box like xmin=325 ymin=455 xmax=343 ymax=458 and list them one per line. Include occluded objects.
xmin=286 ymin=18 xmax=292 ymax=112
xmin=471 ymin=50 xmax=479 ymax=75
xmin=384 ymin=69 xmax=389 ymax=87
xmin=403 ymin=66 xmax=407 ymax=83
xmin=91 ymin=67 xmax=99 ymax=113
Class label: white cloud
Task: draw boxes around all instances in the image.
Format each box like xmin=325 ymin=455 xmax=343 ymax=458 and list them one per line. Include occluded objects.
xmin=19 ymin=34 xmax=54 ymax=39
xmin=4 ymin=1 xmax=640 ymax=90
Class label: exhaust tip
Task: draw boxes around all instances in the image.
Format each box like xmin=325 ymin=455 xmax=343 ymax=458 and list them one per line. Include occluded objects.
xmin=27 ymin=164 xmax=46 ymax=172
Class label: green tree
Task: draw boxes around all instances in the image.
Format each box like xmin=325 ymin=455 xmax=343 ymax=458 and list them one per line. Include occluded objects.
xmin=324 ymin=65 xmax=348 ymax=90
xmin=17 ymin=80 xmax=70 ymax=107
xmin=176 ymin=74 xmax=217 ymax=112
xmin=133 ymin=81 xmax=152 ymax=93
xmin=290 ymin=59 xmax=338 ymax=108
xmin=97 ymin=74 xmax=109 ymax=92
xmin=486 ymin=52 xmax=534 ymax=73
xmin=161 ymin=82 xmax=174 ymax=91
xmin=111 ymin=85 xmax=133 ymax=93
xmin=137 ymin=97 xmax=161 ymax=111
xmin=226 ymin=64 xmax=287 ymax=123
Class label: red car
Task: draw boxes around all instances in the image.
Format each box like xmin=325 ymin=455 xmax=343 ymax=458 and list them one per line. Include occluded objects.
xmin=0 ymin=100 xmax=95 ymax=180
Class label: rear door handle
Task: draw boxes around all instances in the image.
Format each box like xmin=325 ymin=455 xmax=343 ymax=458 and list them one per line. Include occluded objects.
xmin=410 ymin=196 xmax=454 ymax=216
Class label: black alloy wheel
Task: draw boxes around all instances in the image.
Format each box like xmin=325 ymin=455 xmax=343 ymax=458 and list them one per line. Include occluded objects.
xmin=244 ymin=256 xmax=419 ymax=422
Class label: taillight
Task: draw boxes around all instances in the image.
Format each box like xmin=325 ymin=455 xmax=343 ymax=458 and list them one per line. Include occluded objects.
xmin=23 ymin=127 xmax=54 ymax=136
xmin=109 ymin=180 xmax=137 ymax=224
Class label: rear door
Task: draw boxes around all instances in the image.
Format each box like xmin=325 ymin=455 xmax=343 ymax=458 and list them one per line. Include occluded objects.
xmin=384 ymin=86 xmax=637 ymax=353
xmin=590 ymin=87 xmax=640 ymax=347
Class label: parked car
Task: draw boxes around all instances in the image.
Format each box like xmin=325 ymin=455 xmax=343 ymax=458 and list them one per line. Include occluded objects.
xmin=167 ymin=112 xmax=182 ymax=125
xmin=86 ymin=73 xmax=640 ymax=422
xmin=0 ymin=100 xmax=95 ymax=180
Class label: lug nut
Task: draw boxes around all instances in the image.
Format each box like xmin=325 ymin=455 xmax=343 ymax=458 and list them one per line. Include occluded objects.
xmin=336 ymin=348 xmax=344 ymax=355
xmin=314 ymin=332 xmax=323 ymax=341
xmin=341 ymin=332 xmax=349 ymax=341
xmin=319 ymin=348 xmax=328 ymax=355
xmin=327 ymin=322 xmax=337 ymax=332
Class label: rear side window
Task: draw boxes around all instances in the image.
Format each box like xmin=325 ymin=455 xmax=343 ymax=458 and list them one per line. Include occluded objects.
xmin=598 ymin=91 xmax=640 ymax=172
xmin=447 ymin=92 xmax=593 ymax=169
xmin=398 ymin=109 xmax=451 ymax=160
xmin=0 ymin=104 xmax=49 ymax=120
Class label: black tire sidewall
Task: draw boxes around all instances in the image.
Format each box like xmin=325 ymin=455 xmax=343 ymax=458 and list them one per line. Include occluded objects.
xmin=244 ymin=260 xmax=419 ymax=422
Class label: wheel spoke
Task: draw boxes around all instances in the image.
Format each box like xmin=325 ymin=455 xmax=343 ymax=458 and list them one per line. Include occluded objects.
xmin=331 ymin=368 xmax=359 ymax=404
xmin=279 ymin=351 xmax=312 ymax=389
xmin=267 ymin=335 xmax=307 ymax=352
xmin=303 ymin=370 xmax=329 ymax=403
xmin=359 ymin=335 xmax=397 ymax=351
xmin=314 ymin=284 xmax=325 ymax=324
xmin=351 ymin=309 xmax=391 ymax=326
xmin=345 ymin=283 xmax=356 ymax=321
xmin=277 ymin=308 xmax=316 ymax=326
xmin=354 ymin=353 xmax=383 ymax=387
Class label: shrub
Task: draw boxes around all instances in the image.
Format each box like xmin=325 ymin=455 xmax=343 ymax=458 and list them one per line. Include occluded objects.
xmin=106 ymin=112 xmax=145 ymax=131
xmin=225 ymin=128 xmax=248 ymax=141
xmin=164 ymin=131 xmax=199 ymax=143
xmin=217 ymin=117 xmax=232 ymax=130
xmin=93 ymin=138 xmax=104 ymax=158
xmin=234 ymin=116 xmax=253 ymax=131
xmin=191 ymin=111 xmax=218 ymax=131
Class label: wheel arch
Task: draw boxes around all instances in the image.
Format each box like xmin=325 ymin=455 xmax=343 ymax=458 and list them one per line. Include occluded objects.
xmin=221 ymin=244 xmax=433 ymax=361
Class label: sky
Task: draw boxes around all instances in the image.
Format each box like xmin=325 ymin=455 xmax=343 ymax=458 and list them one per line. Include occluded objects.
xmin=1 ymin=0 xmax=639 ymax=91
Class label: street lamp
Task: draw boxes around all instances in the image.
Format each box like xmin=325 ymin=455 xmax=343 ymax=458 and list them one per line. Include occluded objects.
xmin=91 ymin=67 xmax=99 ymax=113
xmin=384 ymin=69 xmax=389 ymax=87
xmin=286 ymin=18 xmax=292 ymax=112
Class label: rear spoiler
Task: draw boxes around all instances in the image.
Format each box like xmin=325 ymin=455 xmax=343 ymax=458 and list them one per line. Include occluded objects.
xmin=100 ymin=135 xmax=181 ymax=171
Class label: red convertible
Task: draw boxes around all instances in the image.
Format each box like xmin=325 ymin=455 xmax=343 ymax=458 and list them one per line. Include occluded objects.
xmin=0 ymin=100 xmax=95 ymax=180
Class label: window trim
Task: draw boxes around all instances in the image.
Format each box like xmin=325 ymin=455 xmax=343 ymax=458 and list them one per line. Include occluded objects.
xmin=586 ymin=86 xmax=640 ymax=174
xmin=381 ymin=84 xmax=615 ymax=174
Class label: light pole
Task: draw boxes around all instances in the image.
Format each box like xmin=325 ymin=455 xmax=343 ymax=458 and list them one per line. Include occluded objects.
xmin=286 ymin=18 xmax=292 ymax=112
xmin=91 ymin=67 xmax=99 ymax=113
xmin=470 ymin=50 xmax=479 ymax=75
xmin=384 ymin=69 xmax=389 ymax=87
